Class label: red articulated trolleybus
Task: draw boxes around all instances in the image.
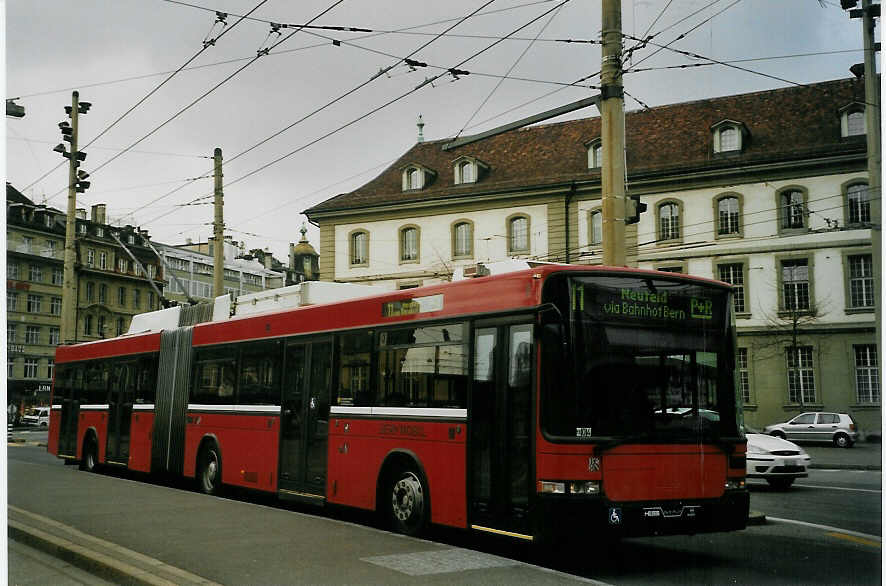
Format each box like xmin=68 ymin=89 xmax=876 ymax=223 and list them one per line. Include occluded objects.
xmin=49 ymin=265 xmax=748 ymax=542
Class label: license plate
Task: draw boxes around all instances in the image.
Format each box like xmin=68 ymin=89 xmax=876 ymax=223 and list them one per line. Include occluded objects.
xmin=785 ymin=459 xmax=796 ymax=466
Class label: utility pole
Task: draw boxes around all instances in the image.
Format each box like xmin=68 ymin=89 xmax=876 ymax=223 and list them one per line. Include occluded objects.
xmin=59 ymin=92 xmax=84 ymax=344
xmin=861 ymin=0 xmax=882 ymax=372
xmin=600 ymin=0 xmax=627 ymax=267
xmin=213 ymin=148 xmax=224 ymax=298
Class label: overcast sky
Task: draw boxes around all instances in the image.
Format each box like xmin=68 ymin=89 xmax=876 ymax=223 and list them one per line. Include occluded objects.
xmin=4 ymin=0 xmax=873 ymax=261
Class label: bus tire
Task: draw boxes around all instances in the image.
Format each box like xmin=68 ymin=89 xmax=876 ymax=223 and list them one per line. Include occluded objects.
xmin=197 ymin=442 xmax=222 ymax=496
xmin=79 ymin=436 xmax=98 ymax=472
xmin=388 ymin=466 xmax=428 ymax=536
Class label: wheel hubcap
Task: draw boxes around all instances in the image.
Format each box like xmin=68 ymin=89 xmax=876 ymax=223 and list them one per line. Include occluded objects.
xmin=205 ymin=454 xmax=218 ymax=486
xmin=392 ymin=473 xmax=423 ymax=522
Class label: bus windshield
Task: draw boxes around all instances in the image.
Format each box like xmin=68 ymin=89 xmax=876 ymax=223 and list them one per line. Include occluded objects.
xmin=542 ymin=274 xmax=741 ymax=442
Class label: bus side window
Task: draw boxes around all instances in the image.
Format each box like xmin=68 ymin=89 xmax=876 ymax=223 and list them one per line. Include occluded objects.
xmin=239 ymin=341 xmax=280 ymax=405
xmin=338 ymin=331 xmax=373 ymax=407
xmin=192 ymin=347 xmax=237 ymax=405
xmin=135 ymin=355 xmax=158 ymax=404
xmin=85 ymin=362 xmax=110 ymax=405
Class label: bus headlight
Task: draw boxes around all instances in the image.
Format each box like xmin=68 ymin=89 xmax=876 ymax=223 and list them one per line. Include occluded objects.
xmin=569 ymin=480 xmax=601 ymax=495
xmin=725 ymin=478 xmax=746 ymax=490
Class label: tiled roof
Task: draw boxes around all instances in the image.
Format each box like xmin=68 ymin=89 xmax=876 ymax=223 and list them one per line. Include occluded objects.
xmin=306 ymin=78 xmax=867 ymax=214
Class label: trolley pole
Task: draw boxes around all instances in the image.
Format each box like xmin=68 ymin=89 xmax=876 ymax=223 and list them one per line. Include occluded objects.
xmin=600 ymin=0 xmax=627 ymax=267
xmin=60 ymin=92 xmax=80 ymax=344
xmin=213 ymin=148 xmax=225 ymax=298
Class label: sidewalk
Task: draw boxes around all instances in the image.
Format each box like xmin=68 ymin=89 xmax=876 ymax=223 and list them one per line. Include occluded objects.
xmin=803 ymin=440 xmax=881 ymax=470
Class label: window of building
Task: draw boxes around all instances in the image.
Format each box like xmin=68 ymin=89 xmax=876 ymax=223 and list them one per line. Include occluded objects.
xmin=99 ymin=284 xmax=107 ymax=304
xmin=134 ymin=289 xmax=141 ymax=309
xmin=656 ymin=265 xmax=684 ymax=273
xmin=84 ymin=315 xmax=93 ymax=336
xmin=786 ymin=346 xmax=815 ymax=404
xmin=78 ymin=223 xmax=86 ymax=235
xmin=116 ymin=318 xmax=125 ymax=336
xmin=589 ymin=210 xmax=602 ymax=245
xmin=7 ymin=291 xmax=17 ymax=311
xmin=28 ymin=264 xmax=42 ymax=282
xmin=846 ymin=182 xmax=870 ymax=225
xmin=47 ymin=240 xmax=57 ymax=255
xmin=96 ymin=226 xmax=104 ymax=237
xmin=841 ymin=104 xmax=866 ymax=137
xmin=86 ymin=282 xmax=95 ymax=302
xmin=403 ymin=166 xmax=424 ymax=191
xmin=854 ymin=345 xmax=879 ymax=404
xmin=782 ymin=259 xmax=810 ymax=311
xmin=717 ymin=263 xmax=747 ymax=314
xmin=452 ymin=221 xmax=473 ymax=258
xmin=50 ymin=296 xmax=62 ymax=316
xmin=26 ymin=294 xmax=42 ymax=313
xmin=716 ymin=195 xmax=741 ymax=236
xmin=46 ymin=359 xmax=54 ymax=380
xmin=455 ymin=160 xmax=475 ymax=184
xmin=711 ymin=121 xmax=745 ymax=153
xmin=7 ymin=359 xmax=13 ymax=378
xmin=399 ymin=226 xmax=419 ymax=263
xmin=779 ymin=188 xmax=807 ymax=231
xmin=49 ymin=327 xmax=60 ymax=345
xmin=118 ymin=257 xmax=127 ymax=272
xmin=147 ymin=264 xmax=156 ymax=279
xmin=118 ymin=287 xmax=126 ymax=307
xmin=7 ymin=324 xmax=16 ymax=343
xmin=508 ymin=215 xmax=530 ymax=254
xmin=737 ymin=348 xmax=750 ymax=403
xmin=98 ymin=316 xmax=106 ymax=338
xmin=87 ymin=249 xmax=95 ymax=267
xmin=128 ymin=234 xmax=135 ymax=245
xmin=719 ymin=127 xmax=739 ymax=151
xmin=52 ymin=267 xmax=63 ymax=285
xmin=25 ymin=326 xmax=40 ymax=345
xmin=191 ymin=281 xmax=212 ymax=299
xmin=99 ymin=252 xmax=108 ymax=270
xmin=45 ymin=214 xmax=53 ymax=228
xmin=7 ymin=261 xmax=19 ymax=279
xmin=848 ymin=254 xmax=875 ymax=309
xmin=24 ymin=358 xmax=38 ymax=379
xmin=148 ymin=291 xmax=155 ymax=311
xmin=587 ymin=140 xmax=602 ymax=169
xmin=657 ymin=201 xmax=681 ymax=242
xmin=23 ymin=236 xmax=33 ymax=252
xmin=350 ymin=231 xmax=369 ymax=266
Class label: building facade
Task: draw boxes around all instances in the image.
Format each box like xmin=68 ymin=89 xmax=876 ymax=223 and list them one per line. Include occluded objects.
xmin=6 ymin=186 xmax=163 ymax=409
xmin=304 ymin=78 xmax=879 ymax=436
xmin=155 ymin=236 xmax=285 ymax=305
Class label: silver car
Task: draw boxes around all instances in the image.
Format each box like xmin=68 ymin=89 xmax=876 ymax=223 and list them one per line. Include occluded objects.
xmin=764 ymin=412 xmax=858 ymax=448
xmin=746 ymin=432 xmax=811 ymax=489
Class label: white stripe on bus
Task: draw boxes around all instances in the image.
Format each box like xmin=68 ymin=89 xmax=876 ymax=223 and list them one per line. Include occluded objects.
xmin=186 ymin=404 xmax=281 ymax=413
xmin=79 ymin=404 xmax=110 ymax=410
xmin=330 ymin=406 xmax=467 ymax=420
xmin=51 ymin=405 xmax=61 ymax=410
xmin=132 ymin=404 xmax=156 ymax=411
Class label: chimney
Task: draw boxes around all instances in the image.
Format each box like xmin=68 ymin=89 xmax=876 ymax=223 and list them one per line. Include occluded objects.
xmin=91 ymin=204 xmax=106 ymax=224
xmin=186 ymin=237 xmax=193 ymax=245
xmin=417 ymin=114 xmax=425 ymax=143
xmin=76 ymin=208 xmax=87 ymax=220
xmin=263 ymin=247 xmax=272 ymax=269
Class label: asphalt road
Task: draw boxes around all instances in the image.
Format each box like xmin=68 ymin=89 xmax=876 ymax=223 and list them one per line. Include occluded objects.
xmin=7 ymin=438 xmax=882 ymax=585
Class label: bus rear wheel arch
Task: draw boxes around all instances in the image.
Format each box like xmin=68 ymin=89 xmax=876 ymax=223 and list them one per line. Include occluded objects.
xmin=197 ymin=439 xmax=222 ymax=496
xmin=378 ymin=454 xmax=429 ymax=536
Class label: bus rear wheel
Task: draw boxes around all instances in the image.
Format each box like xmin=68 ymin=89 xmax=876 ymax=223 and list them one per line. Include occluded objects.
xmin=197 ymin=443 xmax=222 ymax=496
xmin=389 ymin=468 xmax=428 ymax=536
xmin=79 ymin=437 xmax=98 ymax=472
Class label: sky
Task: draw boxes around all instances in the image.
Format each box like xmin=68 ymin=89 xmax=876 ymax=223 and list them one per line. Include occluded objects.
xmin=4 ymin=0 xmax=873 ymax=262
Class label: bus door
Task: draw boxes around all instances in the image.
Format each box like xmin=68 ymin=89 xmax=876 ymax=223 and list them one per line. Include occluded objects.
xmin=279 ymin=338 xmax=332 ymax=499
xmin=106 ymin=361 xmax=134 ymax=465
xmin=57 ymin=365 xmax=83 ymax=458
xmin=469 ymin=321 xmax=534 ymax=537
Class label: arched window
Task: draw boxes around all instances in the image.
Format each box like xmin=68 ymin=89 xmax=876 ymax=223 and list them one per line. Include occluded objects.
xmin=452 ymin=221 xmax=473 ymax=258
xmin=508 ymin=215 xmax=530 ymax=254
xmin=658 ymin=202 xmax=681 ymax=241
xmin=589 ymin=210 xmax=603 ymax=245
xmin=457 ymin=161 xmax=474 ymax=184
xmin=847 ymin=182 xmax=870 ymax=225
xmin=717 ymin=195 xmax=741 ymax=235
xmin=780 ymin=189 xmax=806 ymax=230
xmin=400 ymin=226 xmax=419 ymax=262
xmin=350 ymin=231 xmax=369 ymax=265
xmin=84 ymin=315 xmax=93 ymax=336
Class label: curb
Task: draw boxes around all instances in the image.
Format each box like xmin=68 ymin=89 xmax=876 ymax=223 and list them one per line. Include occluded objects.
xmin=808 ymin=464 xmax=881 ymax=471
xmin=8 ymin=507 xmax=220 ymax=586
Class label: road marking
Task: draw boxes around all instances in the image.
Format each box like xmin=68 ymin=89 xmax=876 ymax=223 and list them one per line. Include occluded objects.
xmin=826 ymin=532 xmax=881 ymax=548
xmin=794 ymin=483 xmax=881 ymax=494
xmin=767 ymin=516 xmax=882 ymax=544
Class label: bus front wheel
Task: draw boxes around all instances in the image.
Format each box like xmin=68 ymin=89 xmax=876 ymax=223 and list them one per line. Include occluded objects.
xmin=389 ymin=468 xmax=428 ymax=536
xmin=197 ymin=443 xmax=222 ymax=496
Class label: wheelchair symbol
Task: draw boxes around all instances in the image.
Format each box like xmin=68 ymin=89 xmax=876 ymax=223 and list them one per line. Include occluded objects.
xmin=609 ymin=507 xmax=622 ymax=526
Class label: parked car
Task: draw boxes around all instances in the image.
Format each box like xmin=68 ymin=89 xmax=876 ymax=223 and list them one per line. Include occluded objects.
xmin=764 ymin=412 xmax=858 ymax=448
xmin=745 ymin=430 xmax=811 ymax=489
xmin=21 ymin=407 xmax=49 ymax=427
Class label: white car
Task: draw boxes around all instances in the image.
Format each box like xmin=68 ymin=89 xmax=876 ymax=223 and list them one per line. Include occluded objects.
xmin=21 ymin=407 xmax=49 ymax=427
xmin=745 ymin=432 xmax=811 ymax=490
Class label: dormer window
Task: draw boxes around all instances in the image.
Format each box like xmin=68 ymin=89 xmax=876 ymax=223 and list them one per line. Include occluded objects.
xmin=840 ymin=103 xmax=866 ymax=137
xmin=711 ymin=120 xmax=747 ymax=154
xmin=586 ymin=139 xmax=602 ymax=168
xmin=452 ymin=156 xmax=488 ymax=185
xmin=401 ymin=164 xmax=436 ymax=191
